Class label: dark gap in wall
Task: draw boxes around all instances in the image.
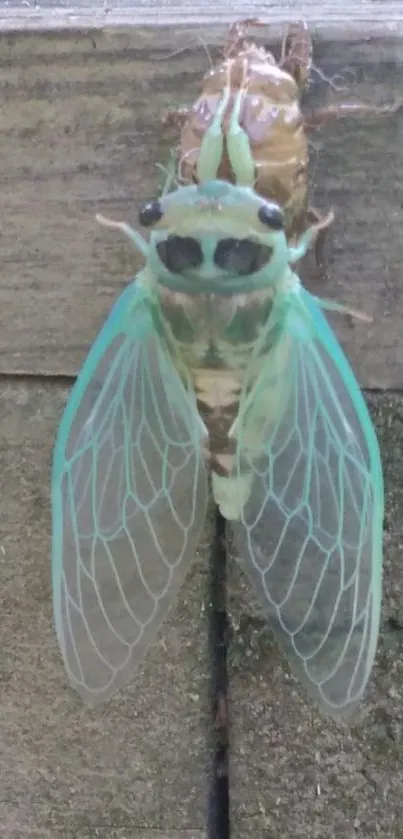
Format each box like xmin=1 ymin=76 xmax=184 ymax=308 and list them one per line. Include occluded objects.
xmin=208 ymin=507 xmax=230 ymax=839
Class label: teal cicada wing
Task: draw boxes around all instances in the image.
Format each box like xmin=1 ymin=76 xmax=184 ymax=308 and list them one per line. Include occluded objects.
xmin=52 ymin=281 xmax=208 ymax=704
xmin=230 ymin=287 xmax=383 ymax=717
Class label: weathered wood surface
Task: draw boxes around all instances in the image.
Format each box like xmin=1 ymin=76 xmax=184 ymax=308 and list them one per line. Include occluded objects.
xmin=229 ymin=395 xmax=403 ymax=838
xmin=2 ymin=1 xmax=403 ymax=35
xmin=0 ymin=27 xmax=402 ymax=387
xmin=2 ymin=13 xmax=403 ymax=839
xmin=0 ymin=381 xmax=210 ymax=837
xmin=2 ymin=394 xmax=403 ymax=832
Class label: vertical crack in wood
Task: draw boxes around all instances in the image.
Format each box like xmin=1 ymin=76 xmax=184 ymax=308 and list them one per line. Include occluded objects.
xmin=208 ymin=506 xmax=230 ymax=839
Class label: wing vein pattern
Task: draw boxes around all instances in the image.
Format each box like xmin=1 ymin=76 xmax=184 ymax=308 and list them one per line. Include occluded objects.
xmin=52 ymin=283 xmax=208 ymax=703
xmin=231 ymin=288 xmax=383 ymax=717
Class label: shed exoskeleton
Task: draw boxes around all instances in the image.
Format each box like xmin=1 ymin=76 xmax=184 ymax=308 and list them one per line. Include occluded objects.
xmin=163 ymin=18 xmax=400 ymax=276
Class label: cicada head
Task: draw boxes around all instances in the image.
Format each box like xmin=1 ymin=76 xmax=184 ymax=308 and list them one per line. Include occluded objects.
xmin=138 ymin=179 xmax=294 ymax=296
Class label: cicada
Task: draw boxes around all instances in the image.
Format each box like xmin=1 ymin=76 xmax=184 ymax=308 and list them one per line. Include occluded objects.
xmin=163 ymin=18 xmax=399 ymax=272
xmin=52 ymin=175 xmax=383 ymax=718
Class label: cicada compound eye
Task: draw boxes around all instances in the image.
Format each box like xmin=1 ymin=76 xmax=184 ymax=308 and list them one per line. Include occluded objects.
xmin=258 ymin=203 xmax=284 ymax=231
xmin=138 ymin=200 xmax=164 ymax=228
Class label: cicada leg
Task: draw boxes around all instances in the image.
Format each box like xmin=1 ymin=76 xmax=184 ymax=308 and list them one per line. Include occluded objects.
xmin=226 ymin=59 xmax=256 ymax=187
xmin=288 ymin=208 xmax=334 ymax=264
xmin=197 ymin=55 xmax=259 ymax=185
xmin=196 ymin=63 xmax=233 ymax=181
xmin=155 ymin=148 xmax=179 ymax=196
xmin=303 ymin=99 xmax=403 ymax=132
xmin=306 ymin=204 xmax=334 ymax=280
xmin=280 ymin=20 xmax=312 ymax=89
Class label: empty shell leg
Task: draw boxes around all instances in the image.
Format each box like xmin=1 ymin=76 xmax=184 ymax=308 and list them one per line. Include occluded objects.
xmin=225 ymin=18 xmax=264 ymax=57
xmin=280 ymin=20 xmax=312 ymax=88
xmin=303 ymin=100 xmax=402 ymax=131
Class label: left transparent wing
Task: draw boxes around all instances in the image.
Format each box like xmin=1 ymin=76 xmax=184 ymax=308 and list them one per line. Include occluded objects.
xmin=230 ymin=289 xmax=383 ymax=717
xmin=52 ymin=282 xmax=208 ymax=703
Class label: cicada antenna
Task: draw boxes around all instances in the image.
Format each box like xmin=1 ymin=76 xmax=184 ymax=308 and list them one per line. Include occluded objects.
xmin=96 ymin=214 xmax=149 ymax=257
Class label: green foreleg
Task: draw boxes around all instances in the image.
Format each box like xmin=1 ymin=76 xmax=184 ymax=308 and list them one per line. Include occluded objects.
xmin=226 ymin=82 xmax=255 ymax=186
xmin=197 ymin=77 xmax=232 ymax=181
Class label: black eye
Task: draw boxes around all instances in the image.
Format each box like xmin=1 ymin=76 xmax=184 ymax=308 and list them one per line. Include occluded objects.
xmin=156 ymin=236 xmax=203 ymax=274
xmin=139 ymin=200 xmax=163 ymax=227
xmin=258 ymin=203 xmax=284 ymax=230
xmin=214 ymin=239 xmax=272 ymax=275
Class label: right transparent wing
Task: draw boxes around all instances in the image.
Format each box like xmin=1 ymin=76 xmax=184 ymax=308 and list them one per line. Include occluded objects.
xmin=229 ymin=291 xmax=383 ymax=717
xmin=52 ymin=282 xmax=208 ymax=703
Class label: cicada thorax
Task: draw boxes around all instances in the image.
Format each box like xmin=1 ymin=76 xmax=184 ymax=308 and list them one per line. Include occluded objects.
xmin=176 ymin=45 xmax=309 ymax=245
xmin=157 ymin=283 xmax=276 ymax=476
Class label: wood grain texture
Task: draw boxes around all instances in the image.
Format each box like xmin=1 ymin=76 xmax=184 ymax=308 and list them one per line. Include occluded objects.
xmin=1 ymin=1 xmax=403 ymax=35
xmin=0 ymin=27 xmax=402 ymax=388
xmin=228 ymin=393 xmax=403 ymax=838
xmin=0 ymin=381 xmax=210 ymax=836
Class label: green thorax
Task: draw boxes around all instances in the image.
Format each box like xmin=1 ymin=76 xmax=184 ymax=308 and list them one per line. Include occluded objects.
xmin=156 ymin=284 xmax=278 ymax=374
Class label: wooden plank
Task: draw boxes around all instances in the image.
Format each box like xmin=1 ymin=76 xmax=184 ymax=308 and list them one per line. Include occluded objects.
xmin=6 ymin=831 xmax=205 ymax=839
xmin=1 ymin=2 xmax=403 ymax=36
xmin=5 ymin=832 xmax=205 ymax=839
xmin=0 ymin=27 xmax=402 ymax=387
xmin=228 ymin=393 xmax=403 ymax=838
xmin=0 ymin=381 xmax=210 ymax=836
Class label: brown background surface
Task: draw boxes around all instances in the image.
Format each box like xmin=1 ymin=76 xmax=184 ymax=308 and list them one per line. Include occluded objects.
xmin=1 ymin=5 xmax=403 ymax=838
